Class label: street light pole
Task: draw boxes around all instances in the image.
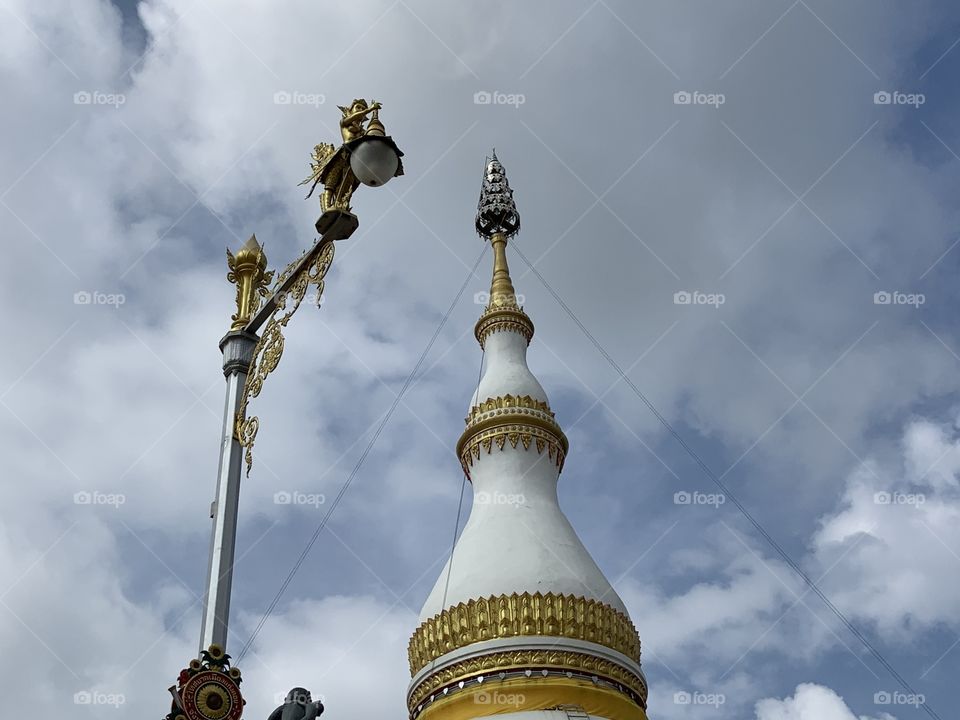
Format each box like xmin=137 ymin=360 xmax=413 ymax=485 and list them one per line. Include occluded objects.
xmin=199 ymin=210 xmax=359 ymax=653
xmin=165 ymin=99 xmax=403 ymax=720
xmin=200 ymin=325 xmax=258 ymax=653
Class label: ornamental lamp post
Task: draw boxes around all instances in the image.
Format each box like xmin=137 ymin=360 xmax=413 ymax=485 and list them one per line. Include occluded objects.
xmin=163 ymin=99 xmax=403 ymax=720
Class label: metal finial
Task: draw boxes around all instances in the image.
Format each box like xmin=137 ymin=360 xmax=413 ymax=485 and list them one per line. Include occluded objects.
xmin=475 ymin=151 xmax=520 ymax=239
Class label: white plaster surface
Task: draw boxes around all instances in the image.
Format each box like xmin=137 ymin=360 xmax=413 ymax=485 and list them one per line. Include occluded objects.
xmin=421 ymin=323 xmax=628 ymax=620
xmin=472 ymin=329 xmax=548 ymax=406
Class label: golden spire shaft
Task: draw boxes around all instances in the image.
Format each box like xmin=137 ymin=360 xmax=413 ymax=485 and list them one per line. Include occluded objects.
xmin=489 ymin=231 xmax=518 ymax=308
xmin=473 ymin=155 xmax=534 ymax=347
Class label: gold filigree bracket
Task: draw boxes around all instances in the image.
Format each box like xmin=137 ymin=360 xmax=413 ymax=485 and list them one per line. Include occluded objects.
xmin=233 ymin=240 xmax=336 ymax=475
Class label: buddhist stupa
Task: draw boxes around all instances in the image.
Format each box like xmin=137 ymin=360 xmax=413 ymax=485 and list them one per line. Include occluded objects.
xmin=406 ymin=154 xmax=648 ymax=720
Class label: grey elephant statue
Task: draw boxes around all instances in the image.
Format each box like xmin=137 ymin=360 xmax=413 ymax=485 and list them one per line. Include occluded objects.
xmin=267 ymin=687 xmax=324 ymax=720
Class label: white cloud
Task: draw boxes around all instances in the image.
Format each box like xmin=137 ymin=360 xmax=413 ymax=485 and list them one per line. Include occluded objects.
xmin=2 ymin=1 xmax=960 ymax=719
xmin=0 ymin=515 xmax=194 ymax=717
xmin=812 ymin=415 xmax=960 ymax=636
xmin=755 ymin=683 xmax=895 ymax=720
xmin=618 ymin=526 xmax=805 ymax=669
xmin=236 ymin=595 xmax=415 ymax=719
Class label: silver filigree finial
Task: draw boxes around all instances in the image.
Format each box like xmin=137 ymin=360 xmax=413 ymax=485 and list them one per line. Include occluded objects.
xmin=475 ymin=151 xmax=520 ymax=240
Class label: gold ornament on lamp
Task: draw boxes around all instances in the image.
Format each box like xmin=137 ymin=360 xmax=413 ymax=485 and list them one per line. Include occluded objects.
xmin=234 ymin=241 xmax=336 ymax=474
xmin=226 ymin=99 xmax=404 ymax=474
xmin=226 ymin=235 xmax=274 ymax=332
xmin=299 ymin=99 xmax=404 ymax=215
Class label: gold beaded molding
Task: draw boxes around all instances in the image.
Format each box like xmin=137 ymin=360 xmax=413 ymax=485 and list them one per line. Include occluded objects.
xmin=456 ymin=395 xmax=569 ymax=477
xmin=465 ymin=393 xmax=554 ymax=425
xmin=475 ymin=305 xmax=534 ymax=347
xmin=408 ymin=592 xmax=641 ymax=676
xmin=407 ymin=648 xmax=648 ymax=715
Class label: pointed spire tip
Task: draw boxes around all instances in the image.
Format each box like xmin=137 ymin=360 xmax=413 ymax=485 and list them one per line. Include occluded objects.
xmin=476 ymin=152 xmax=520 ymax=240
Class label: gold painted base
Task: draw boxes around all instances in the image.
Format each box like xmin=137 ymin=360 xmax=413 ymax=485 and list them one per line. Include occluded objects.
xmin=415 ymin=674 xmax=648 ymax=720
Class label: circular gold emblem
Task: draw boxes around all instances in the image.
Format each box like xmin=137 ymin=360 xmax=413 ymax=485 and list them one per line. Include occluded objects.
xmin=181 ymin=671 xmax=243 ymax=720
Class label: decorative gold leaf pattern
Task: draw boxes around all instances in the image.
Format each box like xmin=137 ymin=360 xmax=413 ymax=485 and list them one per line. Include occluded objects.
xmin=458 ymin=424 xmax=566 ymax=476
xmin=474 ymin=306 xmax=535 ymax=347
xmin=408 ymin=592 xmax=641 ymax=676
xmin=456 ymin=394 xmax=569 ymax=478
xmin=466 ymin=394 xmax=554 ymax=425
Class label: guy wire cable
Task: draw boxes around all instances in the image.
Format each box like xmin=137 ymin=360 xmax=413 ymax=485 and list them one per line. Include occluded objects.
xmin=437 ymin=344 xmax=486 ymax=637
xmin=512 ymin=245 xmax=940 ymax=720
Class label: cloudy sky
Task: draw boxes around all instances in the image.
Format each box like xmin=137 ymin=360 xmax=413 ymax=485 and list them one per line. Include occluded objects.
xmin=2 ymin=1 xmax=960 ymax=718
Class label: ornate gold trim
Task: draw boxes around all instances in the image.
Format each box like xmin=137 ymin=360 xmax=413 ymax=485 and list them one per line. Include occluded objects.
xmin=415 ymin=678 xmax=647 ymax=720
xmin=408 ymin=592 xmax=640 ymax=676
xmin=300 ymin=100 xmax=403 ymax=213
xmin=234 ymin=241 xmax=335 ymax=475
xmin=466 ymin=394 xmax=554 ymax=426
xmin=457 ymin=423 xmax=567 ymax=476
xmin=475 ymin=306 xmax=534 ymax=347
xmin=472 ymin=230 xmax=533 ymax=347
xmin=456 ymin=396 xmax=569 ymax=477
xmin=226 ymin=236 xmax=274 ymax=331
xmin=408 ymin=648 xmax=647 ymax=713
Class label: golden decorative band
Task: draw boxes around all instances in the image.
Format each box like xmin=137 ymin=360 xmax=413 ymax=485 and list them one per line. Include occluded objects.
xmin=407 ymin=648 xmax=648 ymax=715
xmin=475 ymin=306 xmax=534 ymax=347
xmin=458 ymin=423 xmax=566 ymax=476
xmin=456 ymin=395 xmax=569 ymax=477
xmin=408 ymin=592 xmax=641 ymax=676
xmin=465 ymin=393 xmax=554 ymax=426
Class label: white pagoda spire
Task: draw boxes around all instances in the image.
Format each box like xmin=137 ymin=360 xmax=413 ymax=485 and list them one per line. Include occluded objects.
xmin=406 ymin=154 xmax=648 ymax=720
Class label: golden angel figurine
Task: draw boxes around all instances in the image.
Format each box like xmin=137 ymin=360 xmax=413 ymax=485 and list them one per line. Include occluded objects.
xmin=299 ymin=99 xmax=402 ymax=213
xmin=337 ymin=98 xmax=382 ymax=142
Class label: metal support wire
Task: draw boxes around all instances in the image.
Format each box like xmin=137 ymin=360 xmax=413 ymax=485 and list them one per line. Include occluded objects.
xmin=437 ymin=346 xmax=485 ymax=632
xmin=512 ymin=246 xmax=940 ymax=720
